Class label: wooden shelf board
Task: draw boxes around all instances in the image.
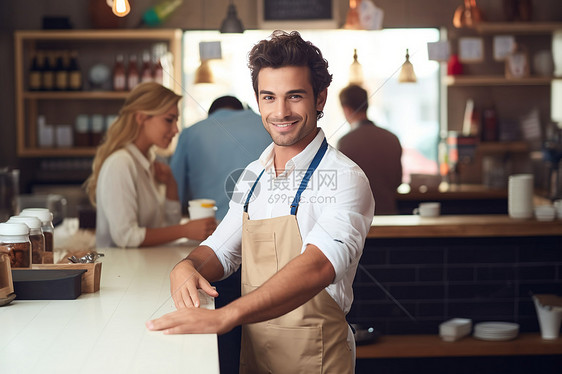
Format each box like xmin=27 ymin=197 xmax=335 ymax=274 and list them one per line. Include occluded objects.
xmin=18 ymin=147 xmax=96 ymax=158
xmin=477 ymin=141 xmax=529 ymax=153
xmin=23 ymin=91 xmax=130 ymax=100
xmin=368 ymin=214 xmax=562 ymax=239
xmin=15 ymin=29 xmax=182 ymax=41
xmin=356 ymin=334 xmax=562 ymax=359
xmin=445 ymin=75 xmax=559 ymax=86
xmin=475 ymin=22 xmax=562 ymax=34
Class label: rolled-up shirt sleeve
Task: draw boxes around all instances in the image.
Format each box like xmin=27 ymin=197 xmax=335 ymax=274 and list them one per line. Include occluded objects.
xmin=200 ymin=197 xmax=243 ymax=279
xmin=303 ymin=169 xmax=374 ymax=284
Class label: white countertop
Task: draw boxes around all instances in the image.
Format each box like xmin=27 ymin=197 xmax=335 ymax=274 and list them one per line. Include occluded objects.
xmin=0 ymin=242 xmax=219 ymax=374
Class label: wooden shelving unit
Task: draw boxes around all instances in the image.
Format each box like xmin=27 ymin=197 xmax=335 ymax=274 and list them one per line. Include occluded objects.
xmin=444 ymin=22 xmax=561 ymax=187
xmin=14 ymin=29 xmax=183 ymax=158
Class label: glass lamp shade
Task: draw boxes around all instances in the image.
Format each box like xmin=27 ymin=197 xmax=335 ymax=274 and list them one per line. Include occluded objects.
xmin=220 ymin=3 xmax=244 ymax=33
xmin=343 ymin=0 xmax=362 ymax=30
xmin=349 ymin=49 xmax=364 ymax=85
xmin=194 ymin=60 xmax=213 ymax=84
xmin=398 ymin=49 xmax=417 ymax=83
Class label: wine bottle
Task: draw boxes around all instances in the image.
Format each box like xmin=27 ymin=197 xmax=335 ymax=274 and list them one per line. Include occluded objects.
xmin=68 ymin=50 xmax=83 ymax=91
xmin=41 ymin=52 xmax=55 ymax=91
xmin=140 ymin=50 xmax=153 ymax=83
xmin=153 ymin=56 xmax=163 ymax=85
xmin=127 ymin=54 xmax=139 ymax=91
xmin=28 ymin=52 xmax=42 ymax=91
xmin=54 ymin=51 xmax=69 ymax=91
xmin=113 ymin=54 xmax=126 ymax=91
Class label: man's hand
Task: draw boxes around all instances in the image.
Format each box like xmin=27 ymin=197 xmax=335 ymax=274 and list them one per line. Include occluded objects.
xmin=170 ymin=259 xmax=219 ymax=309
xmin=146 ymin=307 xmax=234 ymax=335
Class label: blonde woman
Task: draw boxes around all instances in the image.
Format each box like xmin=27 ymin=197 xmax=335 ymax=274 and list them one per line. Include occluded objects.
xmin=85 ymin=82 xmax=216 ymax=248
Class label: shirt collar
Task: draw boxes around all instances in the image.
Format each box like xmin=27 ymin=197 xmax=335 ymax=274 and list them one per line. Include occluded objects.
xmin=259 ymin=128 xmax=326 ymax=177
xmin=125 ymin=143 xmax=155 ymax=173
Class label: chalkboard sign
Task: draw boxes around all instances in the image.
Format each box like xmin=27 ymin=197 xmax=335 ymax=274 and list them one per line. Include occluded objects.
xmin=264 ymin=0 xmax=332 ymax=21
xmin=258 ymin=0 xmax=339 ymax=29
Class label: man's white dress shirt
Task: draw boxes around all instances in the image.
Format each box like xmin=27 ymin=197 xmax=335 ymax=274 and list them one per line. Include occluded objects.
xmin=202 ymin=129 xmax=375 ymax=314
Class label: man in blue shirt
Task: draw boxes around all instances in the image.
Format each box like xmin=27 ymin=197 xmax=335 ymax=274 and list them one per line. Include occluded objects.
xmin=170 ymin=96 xmax=271 ymax=220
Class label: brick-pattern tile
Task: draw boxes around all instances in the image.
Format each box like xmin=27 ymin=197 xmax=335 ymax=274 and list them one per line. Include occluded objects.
xmin=354 ymin=236 xmax=562 ymax=335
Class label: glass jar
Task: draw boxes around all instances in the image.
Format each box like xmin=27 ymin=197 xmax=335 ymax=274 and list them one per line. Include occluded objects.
xmin=20 ymin=208 xmax=54 ymax=253
xmin=0 ymin=222 xmax=31 ymax=269
xmin=7 ymin=215 xmax=45 ymax=264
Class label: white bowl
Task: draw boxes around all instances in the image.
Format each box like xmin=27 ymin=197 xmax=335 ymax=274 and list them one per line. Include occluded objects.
xmin=535 ymin=206 xmax=556 ymax=221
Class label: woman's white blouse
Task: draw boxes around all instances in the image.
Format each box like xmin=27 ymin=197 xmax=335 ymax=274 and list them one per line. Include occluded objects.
xmin=95 ymin=143 xmax=181 ymax=248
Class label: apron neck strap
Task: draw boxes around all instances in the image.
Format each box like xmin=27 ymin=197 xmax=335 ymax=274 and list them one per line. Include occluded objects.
xmin=244 ymin=169 xmax=265 ymax=213
xmin=290 ymin=138 xmax=328 ymax=215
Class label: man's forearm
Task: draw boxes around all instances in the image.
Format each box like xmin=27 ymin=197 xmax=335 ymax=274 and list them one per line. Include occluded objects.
xmin=223 ymin=244 xmax=335 ymax=326
xmin=182 ymin=245 xmax=224 ymax=282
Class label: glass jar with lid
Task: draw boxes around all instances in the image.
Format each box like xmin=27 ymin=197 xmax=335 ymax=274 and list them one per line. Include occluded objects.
xmin=0 ymin=222 xmax=31 ymax=269
xmin=7 ymin=215 xmax=45 ymax=264
xmin=20 ymin=208 xmax=54 ymax=253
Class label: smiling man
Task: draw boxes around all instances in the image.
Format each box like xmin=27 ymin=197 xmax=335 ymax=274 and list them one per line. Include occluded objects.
xmin=147 ymin=31 xmax=375 ymax=373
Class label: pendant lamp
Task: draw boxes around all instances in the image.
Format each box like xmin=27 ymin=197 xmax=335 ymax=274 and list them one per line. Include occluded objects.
xmin=398 ymin=49 xmax=417 ymax=83
xmin=194 ymin=60 xmax=213 ymax=84
xmin=220 ymin=0 xmax=244 ymax=33
xmin=349 ymin=49 xmax=364 ymax=85
xmin=343 ymin=0 xmax=362 ymax=30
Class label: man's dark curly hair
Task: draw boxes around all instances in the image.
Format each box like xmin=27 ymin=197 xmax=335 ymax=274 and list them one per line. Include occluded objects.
xmin=248 ymin=30 xmax=333 ymax=103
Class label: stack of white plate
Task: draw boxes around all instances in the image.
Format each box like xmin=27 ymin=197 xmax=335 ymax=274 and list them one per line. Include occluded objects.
xmin=473 ymin=322 xmax=519 ymax=341
xmin=535 ymin=205 xmax=556 ymax=221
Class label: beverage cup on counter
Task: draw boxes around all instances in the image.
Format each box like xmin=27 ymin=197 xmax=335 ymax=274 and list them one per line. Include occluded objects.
xmin=413 ymin=202 xmax=441 ymax=217
xmin=188 ymin=199 xmax=217 ymax=220
xmin=508 ymin=174 xmax=534 ymax=219
xmin=533 ymin=294 xmax=562 ymax=340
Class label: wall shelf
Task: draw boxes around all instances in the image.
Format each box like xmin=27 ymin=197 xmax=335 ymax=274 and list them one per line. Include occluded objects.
xmin=476 ymin=141 xmax=529 ymax=154
xmin=23 ymin=91 xmax=131 ymax=100
xmin=19 ymin=147 xmax=97 ymax=158
xmin=445 ymin=75 xmax=559 ymax=86
xmin=474 ymin=22 xmax=562 ymax=34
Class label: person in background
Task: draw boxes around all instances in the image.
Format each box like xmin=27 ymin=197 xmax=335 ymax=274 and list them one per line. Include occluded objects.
xmin=337 ymin=84 xmax=403 ymax=215
xmin=84 ymin=82 xmax=216 ymax=248
xmin=170 ymin=95 xmax=271 ymax=221
xmin=147 ymin=31 xmax=374 ymax=373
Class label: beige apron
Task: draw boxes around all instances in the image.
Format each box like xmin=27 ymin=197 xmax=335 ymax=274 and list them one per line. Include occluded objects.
xmin=239 ymin=139 xmax=353 ymax=374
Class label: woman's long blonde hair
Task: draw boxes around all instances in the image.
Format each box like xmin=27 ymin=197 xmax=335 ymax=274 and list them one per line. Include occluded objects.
xmin=84 ymin=82 xmax=182 ymax=206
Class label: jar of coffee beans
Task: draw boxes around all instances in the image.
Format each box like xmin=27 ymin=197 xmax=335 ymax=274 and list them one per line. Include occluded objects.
xmin=7 ymin=215 xmax=45 ymax=264
xmin=0 ymin=222 xmax=31 ymax=269
xmin=20 ymin=208 xmax=54 ymax=253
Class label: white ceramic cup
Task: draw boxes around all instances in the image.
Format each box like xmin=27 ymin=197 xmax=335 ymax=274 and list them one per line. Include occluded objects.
xmin=413 ymin=202 xmax=441 ymax=217
xmin=188 ymin=199 xmax=217 ymax=219
xmin=533 ymin=296 xmax=562 ymax=340
xmin=508 ymin=174 xmax=534 ymax=219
